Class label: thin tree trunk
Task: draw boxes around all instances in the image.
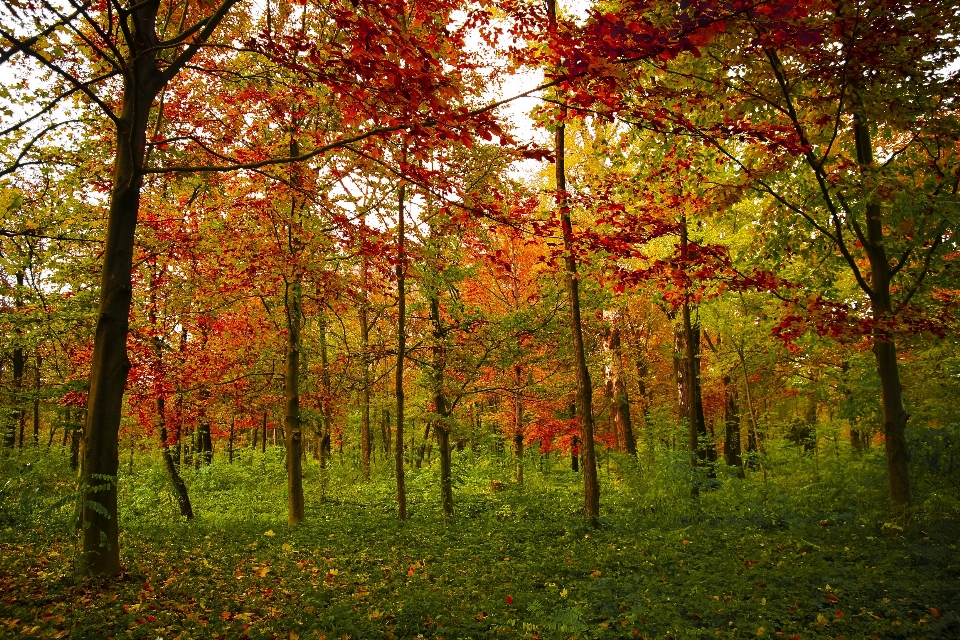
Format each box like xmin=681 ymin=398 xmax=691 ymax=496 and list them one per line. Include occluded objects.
xmin=428 ymin=293 xmax=453 ymax=516
xmin=261 ymin=410 xmax=267 ymax=454
xmin=13 ymin=274 xmax=24 ymax=450
xmin=283 ymin=277 xmax=305 ymax=524
xmin=360 ymin=253 xmax=371 ymax=481
xmin=673 ymin=319 xmax=688 ymax=435
xmin=722 ymin=374 xmax=744 ymax=477
xmin=514 ymin=366 xmax=524 ymax=485
xmin=283 ymin=133 xmax=306 ymax=524
xmin=157 ymin=396 xmax=193 ymax=518
xmin=549 ymin=6 xmax=598 ymax=518
xmin=69 ymin=409 xmax=82 ymax=471
xmin=33 ymin=353 xmax=41 ymax=446
xmin=319 ymin=313 xmax=333 ymax=469
xmin=606 ymin=312 xmax=636 ymax=456
xmin=395 ymin=181 xmax=408 ymax=520
xmin=680 ymin=220 xmax=710 ymax=468
xmin=61 ymin=408 xmax=70 ymax=448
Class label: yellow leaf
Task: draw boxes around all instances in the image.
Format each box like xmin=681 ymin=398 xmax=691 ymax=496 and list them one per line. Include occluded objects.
xmin=264 ymin=530 xmax=276 ymax=537
xmin=282 ymin=543 xmax=293 ymax=551
xmin=258 ymin=567 xmax=271 ymax=577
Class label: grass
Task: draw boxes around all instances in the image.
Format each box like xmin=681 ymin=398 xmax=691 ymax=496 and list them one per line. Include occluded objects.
xmin=1 ymin=437 xmax=959 ymax=639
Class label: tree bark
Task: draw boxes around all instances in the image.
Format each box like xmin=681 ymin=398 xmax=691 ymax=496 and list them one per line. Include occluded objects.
xmin=13 ymin=272 xmax=25 ymax=450
xmin=281 ymin=131 xmax=307 ymax=523
xmin=157 ymin=396 xmax=193 ymax=518
xmin=722 ymin=374 xmax=744 ymax=477
xmin=395 ymin=182 xmax=408 ymax=520
xmin=69 ymin=409 xmax=82 ymax=470
xmin=359 ymin=253 xmax=372 ymax=481
xmin=318 ymin=313 xmax=333 ymax=469
xmin=261 ymin=410 xmax=267 ymax=454
xmin=605 ymin=312 xmax=636 ymax=455
xmin=680 ymin=220 xmax=710 ymax=468
xmin=854 ymin=110 xmax=912 ymax=506
xmin=514 ymin=366 xmax=524 ymax=485
xmin=33 ymin=353 xmax=41 ymax=446
xmin=79 ymin=0 xmax=168 ymax=575
xmin=550 ymin=17 xmax=598 ymax=517
xmin=283 ymin=277 xmax=305 ymax=524
xmin=428 ymin=294 xmax=454 ymax=517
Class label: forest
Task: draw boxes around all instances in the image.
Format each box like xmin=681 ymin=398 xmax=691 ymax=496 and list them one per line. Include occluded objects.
xmin=1 ymin=0 xmax=959 ymax=637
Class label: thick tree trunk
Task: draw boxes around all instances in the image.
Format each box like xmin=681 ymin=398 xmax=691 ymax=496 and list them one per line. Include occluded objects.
xmin=75 ymin=0 xmax=183 ymax=574
xmin=395 ymin=182 xmax=408 ymax=520
xmin=80 ymin=12 xmax=167 ymax=572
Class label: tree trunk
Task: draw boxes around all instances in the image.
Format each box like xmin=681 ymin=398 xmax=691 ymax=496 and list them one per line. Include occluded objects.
xmin=283 ymin=277 xmax=305 ymax=524
xmin=359 ymin=256 xmax=372 ymax=481
xmin=196 ymin=418 xmax=212 ymax=466
xmin=395 ymin=181 xmax=408 ymax=520
xmin=571 ymin=434 xmax=580 ymax=473
xmin=722 ymin=374 xmax=744 ymax=477
xmin=157 ymin=396 xmax=193 ymax=518
xmin=79 ymin=4 xmax=167 ymax=573
xmin=261 ymin=410 xmax=267 ymax=454
xmin=854 ymin=110 xmax=912 ymax=506
xmin=69 ymin=409 xmax=82 ymax=470
xmin=514 ymin=367 xmax=524 ymax=485
xmin=33 ymin=353 xmax=41 ymax=446
xmin=428 ymin=293 xmax=453 ymax=517
xmin=551 ymin=37 xmax=599 ymax=519
xmin=228 ymin=418 xmax=234 ymax=464
xmin=318 ymin=313 xmax=333 ymax=470
xmin=605 ymin=313 xmax=636 ymax=456
xmin=13 ymin=274 xmax=24 ymax=450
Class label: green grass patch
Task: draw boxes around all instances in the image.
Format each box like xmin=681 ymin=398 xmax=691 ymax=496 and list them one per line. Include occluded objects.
xmin=1 ymin=442 xmax=958 ymax=639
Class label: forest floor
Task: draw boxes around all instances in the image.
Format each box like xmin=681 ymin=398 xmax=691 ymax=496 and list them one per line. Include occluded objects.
xmin=1 ymin=443 xmax=959 ymax=640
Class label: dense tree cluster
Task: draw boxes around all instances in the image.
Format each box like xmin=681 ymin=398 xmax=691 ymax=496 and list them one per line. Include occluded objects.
xmin=1 ymin=0 xmax=958 ymax=576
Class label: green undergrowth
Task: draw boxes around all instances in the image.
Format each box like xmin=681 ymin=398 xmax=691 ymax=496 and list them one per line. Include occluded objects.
xmin=1 ymin=438 xmax=959 ymax=640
